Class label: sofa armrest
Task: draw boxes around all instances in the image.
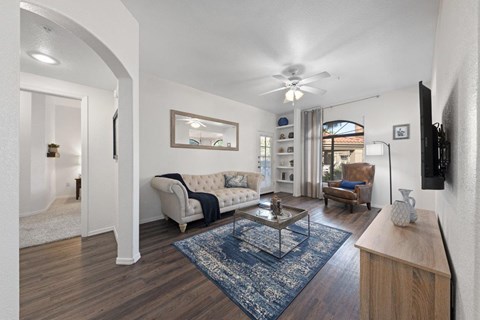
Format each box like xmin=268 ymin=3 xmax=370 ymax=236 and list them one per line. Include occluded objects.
xmin=151 ymin=177 xmax=189 ymax=222
xmin=355 ymin=184 xmax=372 ymax=204
xmin=327 ymin=180 xmax=342 ymax=187
xmin=237 ymin=172 xmax=263 ymax=194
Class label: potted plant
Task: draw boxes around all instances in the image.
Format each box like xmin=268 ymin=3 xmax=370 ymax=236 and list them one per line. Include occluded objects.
xmin=48 ymin=143 xmax=60 ymax=153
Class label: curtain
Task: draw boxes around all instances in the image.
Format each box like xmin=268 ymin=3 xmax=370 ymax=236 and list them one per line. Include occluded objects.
xmin=302 ymin=108 xmax=323 ymax=198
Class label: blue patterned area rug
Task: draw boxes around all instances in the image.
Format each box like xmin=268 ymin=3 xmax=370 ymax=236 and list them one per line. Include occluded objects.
xmin=173 ymin=219 xmax=351 ymax=320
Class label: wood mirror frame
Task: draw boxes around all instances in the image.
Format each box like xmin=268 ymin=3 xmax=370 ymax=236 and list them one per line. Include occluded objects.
xmin=170 ymin=110 xmax=239 ymax=151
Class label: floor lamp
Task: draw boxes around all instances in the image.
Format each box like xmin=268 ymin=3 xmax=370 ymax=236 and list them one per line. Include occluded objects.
xmin=366 ymin=141 xmax=392 ymax=205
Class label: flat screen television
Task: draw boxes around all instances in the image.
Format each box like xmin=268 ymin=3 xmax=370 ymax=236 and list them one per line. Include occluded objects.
xmin=419 ymin=81 xmax=445 ymax=190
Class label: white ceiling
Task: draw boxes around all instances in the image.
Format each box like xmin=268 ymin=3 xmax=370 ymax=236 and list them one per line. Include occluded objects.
xmin=20 ymin=10 xmax=116 ymax=91
xmin=122 ymin=0 xmax=439 ymax=114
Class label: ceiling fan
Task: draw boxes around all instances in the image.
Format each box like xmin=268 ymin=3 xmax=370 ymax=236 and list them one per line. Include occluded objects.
xmin=260 ymin=68 xmax=330 ymax=103
xmin=178 ymin=117 xmax=206 ymax=129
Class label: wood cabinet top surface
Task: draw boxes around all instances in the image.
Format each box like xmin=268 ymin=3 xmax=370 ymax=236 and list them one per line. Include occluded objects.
xmin=355 ymin=205 xmax=451 ymax=278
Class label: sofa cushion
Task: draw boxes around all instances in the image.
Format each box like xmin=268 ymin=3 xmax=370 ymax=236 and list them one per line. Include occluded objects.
xmin=212 ymin=188 xmax=259 ymax=208
xmin=224 ymin=174 xmax=248 ymax=188
xmin=323 ymin=187 xmax=358 ymax=200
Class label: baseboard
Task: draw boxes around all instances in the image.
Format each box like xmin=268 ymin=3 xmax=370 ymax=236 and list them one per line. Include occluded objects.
xmin=116 ymin=252 xmax=141 ymax=265
xmin=87 ymin=226 xmax=115 ymax=237
xmin=55 ymin=194 xmax=76 ymax=199
xmin=20 ymin=196 xmax=57 ymax=217
xmin=113 ymin=226 xmax=119 ymax=242
xmin=140 ymin=215 xmax=164 ymax=224
xmin=371 ymin=203 xmax=384 ymax=209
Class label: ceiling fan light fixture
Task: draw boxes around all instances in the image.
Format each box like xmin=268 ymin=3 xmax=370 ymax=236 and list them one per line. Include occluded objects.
xmin=285 ymin=89 xmax=304 ymax=102
xmin=190 ymin=121 xmax=201 ymax=129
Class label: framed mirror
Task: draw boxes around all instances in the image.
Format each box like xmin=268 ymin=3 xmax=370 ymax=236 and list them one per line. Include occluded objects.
xmin=170 ymin=110 xmax=239 ymax=151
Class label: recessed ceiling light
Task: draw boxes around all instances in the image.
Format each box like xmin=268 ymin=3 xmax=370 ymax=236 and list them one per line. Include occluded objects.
xmin=28 ymin=51 xmax=59 ymax=65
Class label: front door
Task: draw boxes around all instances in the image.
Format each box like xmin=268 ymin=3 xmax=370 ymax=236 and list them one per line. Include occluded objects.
xmin=258 ymin=133 xmax=273 ymax=194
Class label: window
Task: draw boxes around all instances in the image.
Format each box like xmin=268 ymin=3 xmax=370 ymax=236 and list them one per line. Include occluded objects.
xmin=322 ymin=121 xmax=364 ymax=181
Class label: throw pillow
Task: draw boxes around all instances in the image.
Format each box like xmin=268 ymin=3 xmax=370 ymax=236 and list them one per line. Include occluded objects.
xmin=224 ymin=174 xmax=248 ymax=188
xmin=339 ymin=180 xmax=366 ymax=190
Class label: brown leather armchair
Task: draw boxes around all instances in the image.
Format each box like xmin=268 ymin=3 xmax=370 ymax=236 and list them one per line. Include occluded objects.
xmin=323 ymin=163 xmax=375 ymax=213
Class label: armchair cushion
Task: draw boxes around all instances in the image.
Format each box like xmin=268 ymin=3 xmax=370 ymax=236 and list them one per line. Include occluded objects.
xmin=339 ymin=180 xmax=366 ymax=190
xmin=323 ymin=187 xmax=358 ymax=200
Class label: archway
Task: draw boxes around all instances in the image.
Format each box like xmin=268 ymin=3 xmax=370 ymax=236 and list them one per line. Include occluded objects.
xmin=20 ymin=1 xmax=140 ymax=265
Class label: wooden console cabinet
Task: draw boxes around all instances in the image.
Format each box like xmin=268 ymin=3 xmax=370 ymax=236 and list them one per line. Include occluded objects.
xmin=355 ymin=205 xmax=451 ymax=319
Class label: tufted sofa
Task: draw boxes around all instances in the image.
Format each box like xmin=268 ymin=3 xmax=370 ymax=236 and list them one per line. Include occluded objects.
xmin=151 ymin=171 xmax=262 ymax=232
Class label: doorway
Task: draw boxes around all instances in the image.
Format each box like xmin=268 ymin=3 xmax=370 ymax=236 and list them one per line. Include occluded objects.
xmin=258 ymin=133 xmax=274 ymax=194
xmin=19 ymin=90 xmax=82 ymax=248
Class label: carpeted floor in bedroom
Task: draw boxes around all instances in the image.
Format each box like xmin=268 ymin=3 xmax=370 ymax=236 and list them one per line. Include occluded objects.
xmin=20 ymin=197 xmax=81 ymax=248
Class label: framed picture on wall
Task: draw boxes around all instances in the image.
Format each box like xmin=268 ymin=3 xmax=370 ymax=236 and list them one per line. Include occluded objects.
xmin=113 ymin=109 xmax=118 ymax=160
xmin=393 ymin=124 xmax=410 ymax=140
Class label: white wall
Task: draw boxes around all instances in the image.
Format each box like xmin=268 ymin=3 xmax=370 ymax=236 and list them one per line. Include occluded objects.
xmin=0 ymin=0 xmax=19 ymax=318
xmin=54 ymin=100 xmax=81 ymax=197
xmin=21 ymin=72 xmax=116 ymax=236
xmin=432 ymin=0 xmax=480 ymax=318
xmin=323 ymin=86 xmax=435 ymax=210
xmin=139 ymin=73 xmax=276 ymax=223
xmin=19 ymin=92 xmax=81 ymax=214
xmin=19 ymin=91 xmax=57 ymax=216
xmin=19 ymin=91 xmax=32 ymax=214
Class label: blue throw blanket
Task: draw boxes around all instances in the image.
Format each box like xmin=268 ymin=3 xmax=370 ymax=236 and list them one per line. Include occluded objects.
xmin=156 ymin=173 xmax=221 ymax=225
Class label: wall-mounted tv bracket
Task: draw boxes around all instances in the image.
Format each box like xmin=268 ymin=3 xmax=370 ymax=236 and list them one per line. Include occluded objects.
xmin=435 ymin=123 xmax=450 ymax=176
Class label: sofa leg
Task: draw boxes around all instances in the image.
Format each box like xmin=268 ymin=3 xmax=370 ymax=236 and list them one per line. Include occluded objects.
xmin=350 ymin=204 xmax=354 ymax=213
xmin=179 ymin=224 xmax=187 ymax=233
xmin=367 ymin=203 xmax=371 ymax=210
xmin=164 ymin=215 xmax=169 ymax=221
xmin=324 ymin=198 xmax=328 ymax=207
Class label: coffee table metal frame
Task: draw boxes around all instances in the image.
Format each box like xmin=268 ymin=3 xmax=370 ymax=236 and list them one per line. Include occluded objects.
xmin=232 ymin=204 xmax=310 ymax=259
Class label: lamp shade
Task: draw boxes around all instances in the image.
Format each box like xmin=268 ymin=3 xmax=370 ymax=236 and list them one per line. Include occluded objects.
xmin=366 ymin=144 xmax=384 ymax=156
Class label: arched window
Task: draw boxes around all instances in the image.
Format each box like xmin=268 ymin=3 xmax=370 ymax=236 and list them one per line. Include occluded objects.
xmin=213 ymin=139 xmax=224 ymax=147
xmin=322 ymin=121 xmax=364 ymax=181
xmin=189 ymin=139 xmax=200 ymax=145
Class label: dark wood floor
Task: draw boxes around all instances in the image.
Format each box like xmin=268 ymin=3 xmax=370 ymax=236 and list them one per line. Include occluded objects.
xmin=20 ymin=193 xmax=379 ymax=320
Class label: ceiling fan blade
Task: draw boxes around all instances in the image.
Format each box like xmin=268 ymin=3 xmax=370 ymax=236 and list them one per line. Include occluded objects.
xmin=300 ymin=86 xmax=327 ymax=95
xmin=299 ymin=71 xmax=331 ymax=85
xmin=259 ymin=86 xmax=288 ymax=96
xmin=272 ymin=74 xmax=291 ymax=84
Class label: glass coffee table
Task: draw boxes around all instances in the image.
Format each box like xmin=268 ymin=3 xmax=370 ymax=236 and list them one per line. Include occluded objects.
xmin=233 ymin=204 xmax=310 ymax=259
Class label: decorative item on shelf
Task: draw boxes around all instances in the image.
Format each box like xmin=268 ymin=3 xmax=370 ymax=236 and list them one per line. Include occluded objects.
xmin=289 ymin=160 xmax=294 ymax=167
xmin=289 ymin=173 xmax=294 ymax=181
xmin=278 ymin=117 xmax=289 ymax=126
xmin=48 ymin=143 xmax=59 ymax=153
xmin=270 ymin=195 xmax=283 ymax=217
xmin=47 ymin=143 xmax=60 ymax=158
xmin=279 ymin=133 xmax=286 ymax=140
xmin=288 ymin=132 xmax=294 ymax=139
xmin=399 ymin=188 xmax=417 ymax=222
xmin=278 ymin=147 xmax=284 ymax=153
xmin=281 ymin=172 xmax=286 ymax=180
xmin=287 ymin=146 xmax=294 ymax=153
xmin=391 ymin=200 xmax=410 ymax=227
